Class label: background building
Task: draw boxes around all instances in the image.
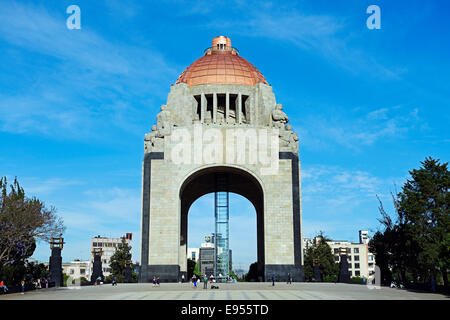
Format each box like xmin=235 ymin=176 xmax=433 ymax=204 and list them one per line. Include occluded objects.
xmin=303 ymin=230 xmax=375 ymax=278
xmin=190 ymin=234 xmax=233 ymax=278
xmin=89 ymin=233 xmax=132 ymax=278
xmin=327 ymin=230 xmax=375 ymax=278
xmin=187 ymin=248 xmax=200 ymax=262
xmin=62 ymin=259 xmax=90 ymax=280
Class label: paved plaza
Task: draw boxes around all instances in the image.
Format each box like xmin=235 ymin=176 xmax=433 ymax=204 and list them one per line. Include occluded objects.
xmin=1 ymin=282 xmax=447 ymax=300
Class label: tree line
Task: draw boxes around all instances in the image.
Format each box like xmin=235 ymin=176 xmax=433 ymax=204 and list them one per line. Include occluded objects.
xmin=303 ymin=157 xmax=449 ymax=291
xmin=369 ymin=157 xmax=449 ymax=289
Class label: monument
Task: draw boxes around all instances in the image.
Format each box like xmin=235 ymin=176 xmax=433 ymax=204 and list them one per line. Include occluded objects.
xmin=313 ymin=258 xmax=321 ymax=282
xmin=90 ymin=248 xmax=104 ymax=284
xmin=338 ymin=247 xmax=351 ymax=283
xmin=124 ymin=260 xmax=133 ymax=283
xmin=140 ymin=36 xmax=304 ymax=282
xmin=49 ymin=237 xmax=64 ymax=287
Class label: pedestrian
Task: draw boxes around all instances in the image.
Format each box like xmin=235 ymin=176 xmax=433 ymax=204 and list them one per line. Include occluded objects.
xmin=431 ymin=276 xmax=436 ymax=293
xmin=37 ymin=278 xmax=41 ymax=289
xmin=203 ymin=274 xmax=208 ymax=289
xmin=45 ymin=278 xmax=49 ymax=289
xmin=287 ymin=272 xmax=292 ymax=284
xmin=112 ymin=276 xmax=117 ymax=286
xmin=334 ymin=275 xmax=337 ymax=284
xmin=272 ymin=274 xmax=275 ymax=286
xmin=192 ymin=275 xmax=197 ymax=288
xmin=21 ymin=280 xmax=25 ymax=294
xmin=152 ymin=276 xmax=156 ymax=287
xmin=181 ymin=274 xmax=185 ymax=283
xmin=156 ymin=277 xmax=160 ymax=287
xmin=0 ymin=280 xmax=8 ymax=294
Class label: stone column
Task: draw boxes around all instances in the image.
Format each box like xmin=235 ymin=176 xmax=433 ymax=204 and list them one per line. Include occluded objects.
xmin=213 ymin=92 xmax=217 ymax=123
xmin=237 ymin=93 xmax=242 ymax=124
xmin=247 ymin=96 xmax=252 ymax=124
xmin=225 ymin=92 xmax=230 ymax=123
xmin=201 ymin=92 xmax=206 ymax=123
xmin=179 ymin=209 xmax=188 ymax=279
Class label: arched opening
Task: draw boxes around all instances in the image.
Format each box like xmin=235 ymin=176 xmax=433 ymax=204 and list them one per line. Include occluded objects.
xmin=179 ymin=166 xmax=265 ymax=281
xmin=187 ymin=193 xmax=257 ymax=280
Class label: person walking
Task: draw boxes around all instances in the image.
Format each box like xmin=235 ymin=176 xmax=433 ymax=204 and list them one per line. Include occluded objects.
xmin=272 ymin=274 xmax=275 ymax=286
xmin=287 ymin=273 xmax=292 ymax=284
xmin=0 ymin=281 xmax=8 ymax=294
xmin=203 ymin=274 xmax=208 ymax=289
xmin=112 ymin=276 xmax=117 ymax=286
xmin=334 ymin=275 xmax=337 ymax=284
xmin=431 ymin=276 xmax=436 ymax=293
xmin=21 ymin=280 xmax=25 ymax=294
xmin=192 ymin=275 xmax=197 ymax=288
xmin=181 ymin=274 xmax=185 ymax=283
xmin=156 ymin=277 xmax=160 ymax=287
xmin=152 ymin=276 xmax=156 ymax=287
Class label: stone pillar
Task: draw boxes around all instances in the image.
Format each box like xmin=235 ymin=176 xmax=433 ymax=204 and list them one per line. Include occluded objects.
xmin=338 ymin=249 xmax=351 ymax=283
xmin=49 ymin=247 xmax=63 ymax=287
xmin=124 ymin=261 xmax=132 ymax=283
xmin=313 ymin=265 xmax=321 ymax=282
xmin=213 ymin=92 xmax=217 ymax=123
xmin=237 ymin=93 xmax=242 ymax=124
xmin=49 ymin=237 xmax=64 ymax=287
xmin=201 ymin=92 xmax=206 ymax=123
xmin=90 ymin=248 xmax=104 ymax=284
xmin=225 ymin=92 xmax=230 ymax=123
xmin=179 ymin=209 xmax=188 ymax=279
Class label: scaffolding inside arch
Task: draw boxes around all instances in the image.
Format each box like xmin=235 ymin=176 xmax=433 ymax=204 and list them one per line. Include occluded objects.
xmin=214 ymin=173 xmax=230 ymax=282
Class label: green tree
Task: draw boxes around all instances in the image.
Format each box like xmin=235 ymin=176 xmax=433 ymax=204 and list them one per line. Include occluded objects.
xmin=245 ymin=262 xmax=258 ymax=282
xmin=25 ymin=261 xmax=49 ymax=282
xmin=109 ymin=238 xmax=135 ymax=283
xmin=370 ymin=157 xmax=449 ymax=288
xmin=369 ymin=194 xmax=413 ymax=286
xmin=193 ymin=261 xmax=201 ymax=277
xmin=304 ymin=233 xmax=339 ymax=281
xmin=397 ymin=157 xmax=449 ymax=287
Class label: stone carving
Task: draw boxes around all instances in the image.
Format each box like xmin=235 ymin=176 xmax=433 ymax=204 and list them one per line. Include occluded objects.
xmin=156 ymin=104 xmax=173 ymax=135
xmin=279 ymin=124 xmax=299 ymax=153
xmin=272 ymin=104 xmax=289 ymax=128
xmin=145 ymin=105 xmax=174 ymax=152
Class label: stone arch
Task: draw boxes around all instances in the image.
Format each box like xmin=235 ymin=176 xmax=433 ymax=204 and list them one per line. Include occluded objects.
xmin=178 ymin=165 xmax=265 ymax=281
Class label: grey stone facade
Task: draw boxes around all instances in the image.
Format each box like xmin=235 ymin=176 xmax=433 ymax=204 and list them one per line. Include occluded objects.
xmin=140 ymin=82 xmax=304 ymax=282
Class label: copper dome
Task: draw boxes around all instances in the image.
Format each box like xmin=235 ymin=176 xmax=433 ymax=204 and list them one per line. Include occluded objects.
xmin=176 ymin=36 xmax=268 ymax=87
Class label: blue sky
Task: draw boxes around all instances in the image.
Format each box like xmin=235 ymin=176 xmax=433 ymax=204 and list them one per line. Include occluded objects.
xmin=0 ymin=0 xmax=449 ymax=269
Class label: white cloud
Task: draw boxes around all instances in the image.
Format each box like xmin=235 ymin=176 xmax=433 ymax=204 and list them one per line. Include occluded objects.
xmin=0 ymin=2 xmax=178 ymax=139
xmin=196 ymin=1 xmax=403 ymax=79
xmin=295 ymin=105 xmax=424 ymax=151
